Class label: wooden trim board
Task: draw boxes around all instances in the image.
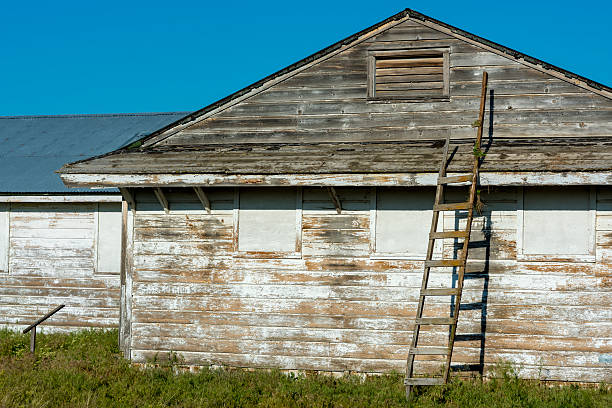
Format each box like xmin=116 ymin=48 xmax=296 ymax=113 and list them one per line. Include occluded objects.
xmin=0 ymin=195 xmax=122 ymax=203
xmin=61 ymin=172 xmax=612 ymax=188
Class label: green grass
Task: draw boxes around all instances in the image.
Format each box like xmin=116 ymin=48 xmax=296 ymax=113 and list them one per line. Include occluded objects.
xmin=0 ymin=329 xmax=610 ymax=407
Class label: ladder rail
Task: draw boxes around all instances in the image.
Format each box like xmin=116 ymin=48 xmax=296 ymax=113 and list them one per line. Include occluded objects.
xmin=405 ymin=72 xmax=488 ymax=398
xmin=443 ymin=71 xmax=488 ymax=382
xmin=405 ymin=133 xmax=450 ymax=386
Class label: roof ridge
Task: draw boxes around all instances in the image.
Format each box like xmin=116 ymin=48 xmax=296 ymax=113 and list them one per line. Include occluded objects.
xmin=0 ymin=112 xmax=191 ymax=120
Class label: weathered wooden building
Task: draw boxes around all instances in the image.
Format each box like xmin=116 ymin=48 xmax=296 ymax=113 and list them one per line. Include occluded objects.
xmin=0 ymin=112 xmax=186 ymax=331
xmin=59 ymin=9 xmax=611 ymax=382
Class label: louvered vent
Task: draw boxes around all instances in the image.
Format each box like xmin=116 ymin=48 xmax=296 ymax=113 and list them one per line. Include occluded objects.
xmin=373 ymin=51 xmax=448 ymax=99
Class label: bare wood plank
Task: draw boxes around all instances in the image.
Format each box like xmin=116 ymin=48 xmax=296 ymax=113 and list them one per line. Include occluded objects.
xmin=193 ymin=187 xmax=211 ymax=213
xmin=376 ymin=81 xmax=444 ymax=91
xmin=376 ymin=57 xmax=443 ymax=68
xmin=375 ymin=89 xmax=445 ymax=98
xmin=430 ymin=230 xmax=469 ymax=239
xmin=327 ymin=187 xmax=342 ymax=214
xmin=421 ymin=288 xmax=460 ymax=296
xmin=376 ymin=73 xmax=444 ymax=83
xmin=376 ymin=66 xmax=442 ymax=76
xmin=366 ymin=37 xmax=466 ymax=50
xmin=153 ymin=188 xmax=169 ymax=214
xmin=367 ymin=55 xmax=375 ymax=98
xmin=438 ymin=175 xmax=472 ymax=184
xmin=404 ymin=378 xmax=444 ymax=385
xmin=416 ymin=317 xmax=455 ymax=325
xmin=451 ymin=65 xmax=551 ymax=82
xmin=119 ymin=188 xmax=136 ymax=213
xmin=451 ymin=79 xmax=590 ymax=96
xmin=424 ymin=259 xmax=464 ymax=267
xmin=371 ymin=27 xmax=452 ymax=42
xmin=409 ymin=347 xmax=449 ymax=355
xmin=434 ymin=202 xmax=472 ymax=211
xmin=302 ymin=214 xmax=369 ymax=230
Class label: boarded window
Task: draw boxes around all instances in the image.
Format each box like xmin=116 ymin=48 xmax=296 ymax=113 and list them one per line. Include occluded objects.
xmin=0 ymin=204 xmax=8 ymax=273
xmin=237 ymin=188 xmax=301 ymax=254
xmin=520 ymin=188 xmax=594 ymax=258
xmin=96 ymin=203 xmax=122 ymax=274
xmin=9 ymin=203 xmax=95 ymax=277
xmin=374 ymin=189 xmax=434 ymax=257
xmin=369 ymin=49 xmax=449 ymax=100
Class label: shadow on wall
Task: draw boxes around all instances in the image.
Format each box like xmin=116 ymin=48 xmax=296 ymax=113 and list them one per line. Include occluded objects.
xmin=450 ymin=211 xmax=491 ymax=375
xmin=450 ymin=89 xmax=495 ymax=375
xmin=481 ymin=89 xmax=495 ymax=162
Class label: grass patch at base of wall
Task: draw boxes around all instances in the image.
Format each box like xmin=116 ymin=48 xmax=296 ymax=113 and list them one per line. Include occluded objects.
xmin=0 ymin=329 xmax=610 ymax=407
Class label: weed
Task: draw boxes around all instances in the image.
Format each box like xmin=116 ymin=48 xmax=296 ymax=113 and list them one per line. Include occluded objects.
xmin=126 ymin=140 xmax=142 ymax=149
xmin=0 ymin=330 xmax=610 ymax=407
xmin=472 ymin=144 xmax=486 ymax=158
xmin=475 ymin=189 xmax=486 ymax=215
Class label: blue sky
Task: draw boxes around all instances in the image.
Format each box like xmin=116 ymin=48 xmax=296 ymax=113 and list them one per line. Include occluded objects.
xmin=2 ymin=1 xmax=610 ymax=115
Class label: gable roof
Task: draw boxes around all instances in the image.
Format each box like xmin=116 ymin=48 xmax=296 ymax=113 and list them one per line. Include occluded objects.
xmin=1 ymin=112 xmax=188 ymax=193
xmin=57 ymin=8 xmax=612 ymax=188
xmin=124 ymin=8 xmax=612 ymax=151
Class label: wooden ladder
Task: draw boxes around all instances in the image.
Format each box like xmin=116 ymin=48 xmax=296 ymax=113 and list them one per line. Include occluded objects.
xmin=405 ymin=72 xmax=488 ymax=398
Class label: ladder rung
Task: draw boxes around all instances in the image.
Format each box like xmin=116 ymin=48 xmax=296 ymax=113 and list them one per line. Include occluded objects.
xmin=421 ymin=288 xmax=460 ymax=296
xmin=430 ymin=230 xmax=469 ymax=239
xmin=424 ymin=259 xmax=464 ymax=268
xmin=416 ymin=317 xmax=456 ymax=325
xmin=438 ymin=174 xmax=472 ymax=184
xmin=404 ymin=377 xmax=445 ymax=386
xmin=409 ymin=347 xmax=450 ymax=355
xmin=434 ymin=202 xmax=472 ymax=211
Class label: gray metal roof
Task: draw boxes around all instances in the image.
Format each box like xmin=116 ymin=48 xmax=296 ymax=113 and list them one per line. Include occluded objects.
xmin=0 ymin=112 xmax=189 ymax=193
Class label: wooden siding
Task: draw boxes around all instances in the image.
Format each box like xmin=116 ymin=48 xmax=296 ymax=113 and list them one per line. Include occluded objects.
xmin=158 ymin=19 xmax=612 ymax=147
xmin=0 ymin=202 xmax=120 ymax=331
xmin=124 ymin=187 xmax=612 ymax=383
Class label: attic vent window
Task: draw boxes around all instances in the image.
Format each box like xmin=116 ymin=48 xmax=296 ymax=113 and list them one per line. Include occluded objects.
xmin=368 ymin=49 xmax=449 ymax=101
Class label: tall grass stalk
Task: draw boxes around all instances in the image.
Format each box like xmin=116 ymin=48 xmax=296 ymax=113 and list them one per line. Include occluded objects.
xmin=0 ymin=329 xmax=610 ymax=407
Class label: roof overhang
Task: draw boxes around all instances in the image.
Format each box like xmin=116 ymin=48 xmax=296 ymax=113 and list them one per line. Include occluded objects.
xmin=59 ymin=171 xmax=612 ymax=188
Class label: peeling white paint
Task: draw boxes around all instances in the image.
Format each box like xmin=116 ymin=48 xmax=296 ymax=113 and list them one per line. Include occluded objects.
xmin=61 ymin=172 xmax=612 ymax=188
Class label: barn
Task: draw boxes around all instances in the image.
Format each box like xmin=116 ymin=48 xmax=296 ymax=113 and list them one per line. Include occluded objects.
xmin=0 ymin=112 xmax=186 ymax=331
xmin=58 ymin=9 xmax=611 ymax=383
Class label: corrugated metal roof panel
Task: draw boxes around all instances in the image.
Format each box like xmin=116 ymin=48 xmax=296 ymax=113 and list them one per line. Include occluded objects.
xmin=0 ymin=112 xmax=189 ymax=193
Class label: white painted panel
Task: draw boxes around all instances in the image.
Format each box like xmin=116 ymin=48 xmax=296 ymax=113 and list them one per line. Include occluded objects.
xmin=97 ymin=203 xmax=122 ymax=274
xmin=9 ymin=203 xmax=95 ymax=276
xmin=0 ymin=203 xmax=8 ymax=272
xmin=238 ymin=188 xmax=297 ymax=252
xmin=375 ymin=189 xmax=434 ymax=257
xmin=523 ymin=188 xmax=592 ymax=255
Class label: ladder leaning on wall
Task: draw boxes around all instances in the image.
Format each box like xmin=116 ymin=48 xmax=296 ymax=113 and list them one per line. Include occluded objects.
xmin=404 ymin=72 xmax=488 ymax=399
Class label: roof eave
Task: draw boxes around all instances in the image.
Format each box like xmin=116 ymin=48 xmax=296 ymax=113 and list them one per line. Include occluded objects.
xmin=59 ymin=171 xmax=612 ymax=188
